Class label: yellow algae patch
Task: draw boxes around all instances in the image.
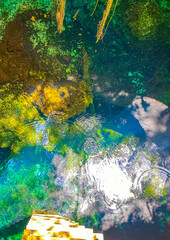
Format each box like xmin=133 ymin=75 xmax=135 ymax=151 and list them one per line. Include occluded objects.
xmin=0 ymin=89 xmax=43 ymax=153
xmin=30 ymin=85 xmax=70 ymax=116
xmin=30 ymin=81 xmax=93 ymax=121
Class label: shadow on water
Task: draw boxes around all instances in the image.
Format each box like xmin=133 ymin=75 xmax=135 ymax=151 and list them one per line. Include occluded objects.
xmin=129 ymin=99 xmax=170 ymax=148
xmin=0 ymin=148 xmax=11 ymax=164
xmin=93 ymin=98 xmax=146 ymax=141
xmin=141 ymin=97 xmax=150 ymax=112
xmin=0 ymin=217 xmax=30 ymax=239
xmin=0 ymin=5 xmax=169 ymax=240
xmin=104 ymin=221 xmax=170 ymax=240
xmin=104 ymin=204 xmax=170 ymax=240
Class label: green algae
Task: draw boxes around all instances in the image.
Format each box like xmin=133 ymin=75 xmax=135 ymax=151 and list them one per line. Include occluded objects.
xmin=0 ymin=1 xmax=169 ymax=235
xmin=75 ymin=211 xmax=103 ymax=229
xmin=143 ymin=175 xmax=167 ymax=200
xmin=102 ymin=128 xmax=123 ymax=142
xmin=124 ymin=0 xmax=163 ymax=40
xmin=128 ymin=71 xmax=146 ymax=95
xmin=0 ymin=0 xmax=54 ymax=40
xmin=0 ymin=149 xmax=55 ymax=229
xmin=0 ymin=85 xmax=44 ymax=153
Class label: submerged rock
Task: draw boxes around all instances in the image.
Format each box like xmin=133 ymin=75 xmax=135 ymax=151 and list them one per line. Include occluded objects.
xmin=51 ymin=137 xmax=169 ymax=230
xmin=124 ymin=0 xmax=163 ymax=40
xmin=0 ymin=136 xmax=169 ymax=232
xmin=22 ymin=209 xmax=103 ymax=240
xmin=0 ymin=11 xmax=93 ymax=152
xmin=129 ymin=97 xmax=170 ymax=144
xmin=30 ymin=81 xmax=93 ymax=121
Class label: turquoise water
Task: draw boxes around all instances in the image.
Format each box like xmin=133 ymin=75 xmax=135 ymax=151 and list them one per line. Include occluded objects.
xmin=0 ymin=0 xmax=170 ymax=239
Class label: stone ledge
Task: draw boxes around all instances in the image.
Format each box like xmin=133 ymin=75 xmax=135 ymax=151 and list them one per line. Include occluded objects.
xmin=22 ymin=209 xmax=104 ymax=240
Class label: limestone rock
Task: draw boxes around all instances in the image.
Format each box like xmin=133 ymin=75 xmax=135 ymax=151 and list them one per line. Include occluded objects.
xmin=22 ymin=209 xmax=103 ymax=240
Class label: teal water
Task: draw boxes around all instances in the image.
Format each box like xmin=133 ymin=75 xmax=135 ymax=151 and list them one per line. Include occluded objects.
xmin=0 ymin=0 xmax=170 ymax=239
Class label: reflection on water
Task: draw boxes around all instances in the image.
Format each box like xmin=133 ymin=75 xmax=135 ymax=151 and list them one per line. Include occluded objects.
xmin=0 ymin=112 xmax=169 ymax=234
xmin=0 ymin=97 xmax=170 ymax=238
xmin=0 ymin=1 xmax=170 ymax=239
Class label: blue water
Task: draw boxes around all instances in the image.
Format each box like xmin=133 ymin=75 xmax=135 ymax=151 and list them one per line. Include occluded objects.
xmin=0 ymin=1 xmax=170 ymax=239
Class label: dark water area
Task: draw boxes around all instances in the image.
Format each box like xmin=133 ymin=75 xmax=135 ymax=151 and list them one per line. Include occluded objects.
xmin=0 ymin=217 xmax=30 ymax=239
xmin=0 ymin=0 xmax=170 ymax=239
xmin=104 ymin=221 xmax=170 ymax=240
xmin=93 ymin=99 xmax=147 ymax=140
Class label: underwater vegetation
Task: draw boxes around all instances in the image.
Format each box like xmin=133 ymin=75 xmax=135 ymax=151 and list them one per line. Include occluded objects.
xmin=0 ymin=147 xmax=55 ymax=230
xmin=45 ymin=113 xmax=124 ymax=155
xmin=124 ymin=0 xmax=164 ymax=40
xmin=0 ymin=84 xmax=44 ymax=153
xmin=0 ymin=0 xmax=169 ymax=239
xmin=0 ymin=6 xmax=94 ymax=153
xmin=128 ymin=71 xmax=146 ymax=95
xmin=143 ymin=175 xmax=167 ymax=199
xmin=0 ymin=0 xmax=169 ymax=43
xmin=119 ymin=0 xmax=169 ymax=44
xmin=30 ymin=81 xmax=93 ymax=120
xmin=0 ymin=80 xmax=93 ymax=153
xmin=0 ymin=0 xmax=110 ymax=41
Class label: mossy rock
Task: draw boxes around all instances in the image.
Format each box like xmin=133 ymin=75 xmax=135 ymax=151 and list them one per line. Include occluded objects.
xmin=143 ymin=175 xmax=167 ymax=199
xmin=30 ymin=80 xmax=93 ymax=121
xmin=124 ymin=0 xmax=163 ymax=40
xmin=0 ymin=10 xmax=65 ymax=87
xmin=0 ymin=10 xmax=93 ymax=153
